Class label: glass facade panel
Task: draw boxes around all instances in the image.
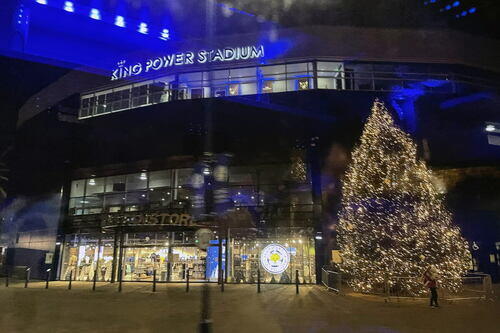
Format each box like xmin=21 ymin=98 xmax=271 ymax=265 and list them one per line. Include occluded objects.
xmin=105 ymin=175 xmax=126 ymax=192
xmin=70 ymin=179 xmax=85 ymax=197
xmin=126 ymin=172 xmax=148 ymax=191
xmin=149 ymin=170 xmax=172 ymax=188
xmin=85 ymin=177 xmax=105 ymax=195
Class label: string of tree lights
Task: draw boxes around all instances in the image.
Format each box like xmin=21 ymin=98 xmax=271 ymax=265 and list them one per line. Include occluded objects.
xmin=337 ymin=100 xmax=471 ymax=295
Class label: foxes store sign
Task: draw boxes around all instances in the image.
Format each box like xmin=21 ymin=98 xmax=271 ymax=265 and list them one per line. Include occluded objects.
xmin=104 ymin=212 xmax=196 ymax=227
xmin=111 ymin=45 xmax=265 ymax=81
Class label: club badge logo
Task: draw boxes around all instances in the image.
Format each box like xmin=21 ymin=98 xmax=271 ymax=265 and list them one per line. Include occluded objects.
xmin=260 ymin=244 xmax=290 ymax=274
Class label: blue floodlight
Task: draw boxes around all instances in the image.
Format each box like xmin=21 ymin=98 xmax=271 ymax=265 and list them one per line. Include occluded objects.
xmin=36 ymin=0 xmax=47 ymax=4
xmin=430 ymin=0 xmax=436 ymax=3
xmin=469 ymin=7 xmax=476 ymax=13
xmin=63 ymin=1 xmax=74 ymax=12
xmin=461 ymin=10 xmax=467 ymax=16
xmin=138 ymin=22 xmax=148 ymax=34
xmin=115 ymin=15 xmax=125 ymax=27
xmin=453 ymin=1 xmax=460 ymax=7
xmin=90 ymin=8 xmax=101 ymax=20
xmin=160 ymin=28 xmax=170 ymax=40
xmin=445 ymin=5 xmax=451 ymax=10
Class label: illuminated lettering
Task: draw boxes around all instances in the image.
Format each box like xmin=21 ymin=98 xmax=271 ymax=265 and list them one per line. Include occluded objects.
xmin=110 ymin=45 xmax=265 ymax=80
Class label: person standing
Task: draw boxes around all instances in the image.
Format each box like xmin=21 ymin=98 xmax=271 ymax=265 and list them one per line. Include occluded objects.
xmin=422 ymin=265 xmax=439 ymax=308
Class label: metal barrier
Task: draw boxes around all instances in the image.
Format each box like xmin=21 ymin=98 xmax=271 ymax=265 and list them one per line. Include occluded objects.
xmin=385 ymin=274 xmax=494 ymax=301
xmin=321 ymin=268 xmax=341 ymax=293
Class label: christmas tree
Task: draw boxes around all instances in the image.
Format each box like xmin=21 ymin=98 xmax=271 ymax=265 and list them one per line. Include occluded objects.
xmin=337 ymin=100 xmax=470 ymax=295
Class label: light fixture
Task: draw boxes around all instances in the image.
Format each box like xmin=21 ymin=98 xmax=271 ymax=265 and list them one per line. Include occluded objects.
xmin=115 ymin=15 xmax=125 ymax=27
xmin=138 ymin=22 xmax=148 ymax=34
xmin=140 ymin=172 xmax=147 ymax=180
xmin=88 ymin=178 xmax=96 ymax=186
xmin=63 ymin=1 xmax=74 ymax=12
xmin=36 ymin=0 xmax=47 ymax=4
xmin=90 ymin=8 xmax=101 ymax=20
xmin=160 ymin=28 xmax=170 ymax=40
xmin=485 ymin=124 xmax=496 ymax=132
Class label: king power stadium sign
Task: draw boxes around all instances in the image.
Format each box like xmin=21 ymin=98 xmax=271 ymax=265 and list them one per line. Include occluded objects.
xmin=111 ymin=45 xmax=265 ymax=81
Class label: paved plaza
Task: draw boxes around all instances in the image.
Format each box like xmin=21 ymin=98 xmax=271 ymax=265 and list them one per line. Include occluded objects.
xmin=0 ymin=281 xmax=498 ymax=333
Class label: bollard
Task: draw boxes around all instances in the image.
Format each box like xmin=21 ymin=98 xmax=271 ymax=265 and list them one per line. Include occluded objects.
xmin=182 ymin=264 xmax=186 ymax=279
xmin=153 ymin=270 xmax=157 ymax=292
xmin=92 ymin=269 xmax=98 ymax=291
xmin=186 ymin=269 xmax=190 ymax=293
xmin=5 ymin=269 xmax=9 ymax=288
xmin=118 ymin=269 xmax=123 ymax=293
xmin=24 ymin=268 xmax=30 ymax=288
xmin=295 ymin=270 xmax=299 ymax=294
xmin=257 ymin=269 xmax=261 ymax=293
xmin=68 ymin=271 xmax=73 ymax=290
xmin=199 ymin=283 xmax=212 ymax=333
xmin=45 ymin=269 xmax=51 ymax=289
xmin=221 ymin=270 xmax=224 ymax=292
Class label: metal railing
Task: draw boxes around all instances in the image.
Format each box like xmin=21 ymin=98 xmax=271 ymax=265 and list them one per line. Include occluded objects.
xmin=384 ymin=274 xmax=495 ymax=301
xmin=321 ymin=267 xmax=341 ymax=293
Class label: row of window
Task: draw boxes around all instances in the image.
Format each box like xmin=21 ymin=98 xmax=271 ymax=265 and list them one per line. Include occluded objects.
xmin=80 ymin=60 xmax=492 ymax=119
xmin=69 ymin=166 xmax=312 ymax=216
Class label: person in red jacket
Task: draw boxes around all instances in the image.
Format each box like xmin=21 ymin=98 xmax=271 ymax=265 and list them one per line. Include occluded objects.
xmin=422 ymin=265 xmax=439 ymax=307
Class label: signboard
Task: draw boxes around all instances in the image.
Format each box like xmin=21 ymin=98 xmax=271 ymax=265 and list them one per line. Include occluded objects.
xmin=260 ymin=244 xmax=290 ymax=275
xmin=111 ymin=45 xmax=265 ymax=80
xmin=104 ymin=212 xmax=195 ymax=227
xmin=45 ymin=252 xmax=54 ymax=264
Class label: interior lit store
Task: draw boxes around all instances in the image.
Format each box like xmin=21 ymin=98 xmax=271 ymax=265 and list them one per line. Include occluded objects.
xmin=58 ymin=228 xmax=316 ymax=284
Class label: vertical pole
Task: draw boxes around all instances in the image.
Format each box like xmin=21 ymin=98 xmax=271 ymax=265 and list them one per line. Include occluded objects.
xmin=153 ymin=269 xmax=156 ymax=292
xmin=199 ymin=283 xmax=212 ymax=333
xmin=257 ymin=269 xmax=261 ymax=293
xmin=68 ymin=271 xmax=73 ymax=290
xmin=186 ymin=268 xmax=190 ymax=292
xmin=118 ymin=229 xmax=124 ymax=293
xmin=110 ymin=228 xmax=119 ymax=283
xmin=224 ymin=232 xmax=229 ymax=283
xmin=5 ymin=268 xmax=9 ymax=287
xmin=92 ymin=269 xmax=97 ymax=291
xmin=221 ymin=270 xmax=224 ymax=292
xmin=24 ymin=267 xmax=30 ymax=288
xmin=45 ymin=269 xmax=51 ymax=289
xmin=217 ymin=236 xmax=222 ymax=284
xmin=295 ymin=269 xmax=299 ymax=294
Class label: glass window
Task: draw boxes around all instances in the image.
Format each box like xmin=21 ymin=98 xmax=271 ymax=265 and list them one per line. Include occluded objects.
xmin=96 ymin=94 xmax=106 ymax=114
xmin=70 ymin=179 xmax=85 ymax=198
xmin=106 ymin=175 xmax=126 ymax=193
xmin=259 ymin=165 xmax=288 ymax=185
xmin=286 ymin=63 xmax=313 ymax=91
xmin=131 ymin=85 xmax=148 ymax=107
xmin=125 ymin=191 xmax=148 ymax=211
xmin=175 ymin=169 xmax=193 ymax=187
xmin=260 ymin=65 xmax=286 ymax=93
xmin=318 ymin=62 xmax=344 ymax=90
xmin=83 ymin=195 xmax=103 ymax=214
xmin=149 ymin=170 xmax=172 ymax=188
xmin=228 ymin=167 xmax=257 ymax=185
xmin=126 ymin=172 xmax=148 ymax=191
xmin=149 ymin=188 xmax=173 ymax=208
xmin=229 ymin=186 xmax=258 ymax=206
xmin=149 ymin=82 xmax=166 ymax=104
xmin=104 ymin=194 xmax=125 ymax=213
xmin=69 ymin=198 xmax=84 ymax=215
xmin=230 ymin=67 xmax=257 ymax=96
xmin=85 ymin=177 xmax=105 ymax=195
